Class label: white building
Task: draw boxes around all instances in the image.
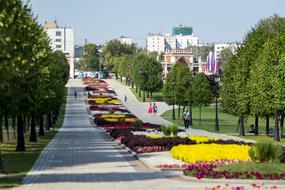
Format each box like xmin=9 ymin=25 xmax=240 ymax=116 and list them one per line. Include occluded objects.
xmin=44 ymin=21 xmax=75 ymax=78
xmin=175 ymin=35 xmax=199 ymax=49
xmin=146 ymin=33 xmax=166 ymax=53
xmin=146 ymin=32 xmax=199 ymax=53
xmin=214 ymin=43 xmax=238 ymax=59
xmin=118 ymin=36 xmax=133 ymax=45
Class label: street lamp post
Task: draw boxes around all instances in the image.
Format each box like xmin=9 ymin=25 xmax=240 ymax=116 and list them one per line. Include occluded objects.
xmin=189 ymin=78 xmax=193 ymax=126
xmin=172 ymin=78 xmax=176 ymax=120
xmin=213 ymin=75 xmax=220 ymax=132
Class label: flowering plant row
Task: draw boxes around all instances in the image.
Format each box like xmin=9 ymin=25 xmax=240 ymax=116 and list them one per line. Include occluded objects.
xmin=109 ymin=128 xmax=251 ymax=154
xmin=171 ymin=144 xmax=250 ymax=163
xmin=183 ymin=160 xmax=285 ymax=180
xmin=147 ymin=135 xmax=217 ymax=143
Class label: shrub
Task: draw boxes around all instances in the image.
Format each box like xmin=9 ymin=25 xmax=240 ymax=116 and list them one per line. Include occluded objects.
xmin=248 ymin=141 xmax=283 ymax=163
xmin=170 ymin=125 xmax=179 ymax=136
xmin=160 ymin=125 xmax=166 ymax=133
xmin=132 ymin=120 xmax=143 ymax=128
xmin=164 ymin=126 xmax=171 ymax=136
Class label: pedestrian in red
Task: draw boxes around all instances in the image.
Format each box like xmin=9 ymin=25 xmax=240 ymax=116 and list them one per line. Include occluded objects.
xmin=148 ymin=103 xmax=153 ymax=115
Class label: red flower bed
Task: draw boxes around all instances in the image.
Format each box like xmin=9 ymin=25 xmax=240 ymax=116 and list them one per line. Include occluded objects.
xmin=183 ymin=160 xmax=285 ymax=180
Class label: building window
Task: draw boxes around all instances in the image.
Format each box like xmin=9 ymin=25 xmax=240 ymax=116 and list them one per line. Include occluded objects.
xmin=56 ymin=31 xmax=61 ymax=36
xmin=56 ymin=45 xmax=61 ymax=48
xmin=55 ymin=39 xmax=61 ymax=42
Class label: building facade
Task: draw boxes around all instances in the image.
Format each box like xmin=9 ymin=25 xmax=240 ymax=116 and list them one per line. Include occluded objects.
xmin=44 ymin=21 xmax=75 ymax=78
xmin=172 ymin=25 xmax=193 ymax=36
xmin=146 ymin=25 xmax=199 ymax=53
xmin=161 ymin=49 xmax=206 ymax=77
xmin=118 ymin=36 xmax=133 ymax=45
xmin=214 ymin=43 xmax=238 ymax=60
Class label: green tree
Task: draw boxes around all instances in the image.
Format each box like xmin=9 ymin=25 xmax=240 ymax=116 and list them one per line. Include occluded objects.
xmin=222 ymin=14 xmax=285 ymax=137
xmin=80 ymin=43 xmax=100 ymax=71
xmin=192 ymin=73 xmax=212 ymax=126
xmin=220 ymin=47 xmax=233 ymax=69
xmin=102 ymin=39 xmax=137 ymax=71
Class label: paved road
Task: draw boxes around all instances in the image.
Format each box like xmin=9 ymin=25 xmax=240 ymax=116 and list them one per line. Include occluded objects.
xmin=13 ymin=79 xmax=284 ymax=190
xmin=105 ymin=79 xmax=254 ymax=142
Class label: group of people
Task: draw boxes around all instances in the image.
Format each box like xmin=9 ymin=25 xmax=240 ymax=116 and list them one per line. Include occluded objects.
xmin=148 ymin=103 xmax=158 ymax=116
xmin=183 ymin=110 xmax=191 ymax=129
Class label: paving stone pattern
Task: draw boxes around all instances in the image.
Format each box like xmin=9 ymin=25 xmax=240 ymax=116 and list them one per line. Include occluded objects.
xmin=13 ymin=79 xmax=284 ymax=190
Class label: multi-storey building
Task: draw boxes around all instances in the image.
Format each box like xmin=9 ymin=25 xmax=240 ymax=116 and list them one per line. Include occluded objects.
xmin=118 ymin=36 xmax=133 ymax=45
xmin=214 ymin=43 xmax=238 ymax=59
xmin=44 ymin=21 xmax=74 ymax=78
xmin=146 ymin=25 xmax=199 ymax=53
xmin=146 ymin=33 xmax=166 ymax=53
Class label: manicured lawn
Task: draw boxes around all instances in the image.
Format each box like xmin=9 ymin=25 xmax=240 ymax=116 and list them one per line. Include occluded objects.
xmin=239 ymin=135 xmax=285 ymax=146
xmin=0 ymin=99 xmax=66 ymax=188
xmin=215 ymin=162 xmax=285 ymax=174
xmin=161 ymin=106 xmax=277 ymax=135
xmin=117 ymin=79 xmax=164 ymax=102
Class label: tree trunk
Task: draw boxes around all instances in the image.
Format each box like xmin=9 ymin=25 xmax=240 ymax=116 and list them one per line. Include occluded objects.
xmin=236 ymin=117 xmax=240 ymax=132
xmin=4 ymin=114 xmax=9 ymax=140
xmin=46 ymin=113 xmax=52 ymax=131
xmin=29 ymin=112 xmax=37 ymax=142
xmin=143 ymin=90 xmax=145 ymax=102
xmin=178 ymin=105 xmax=181 ymax=119
xmin=150 ymin=91 xmax=153 ymax=99
xmin=135 ymin=85 xmax=137 ymax=92
xmin=189 ymin=105 xmax=193 ymax=126
xmin=12 ymin=116 xmax=16 ymax=138
xmin=147 ymin=90 xmax=150 ymax=98
xmin=138 ymin=88 xmax=141 ymax=97
xmin=131 ymin=81 xmax=134 ymax=88
xmin=120 ymin=76 xmax=122 ymax=82
xmin=239 ymin=115 xmax=245 ymax=136
xmin=23 ymin=115 xmax=26 ymax=134
xmin=0 ymin=149 xmax=3 ymax=173
xmin=16 ymin=114 xmax=26 ymax=151
xmin=254 ymin=116 xmax=259 ymax=136
xmin=265 ymin=116 xmax=270 ymax=135
xmin=199 ymin=105 xmax=201 ymax=126
xmin=0 ymin=114 xmax=3 ymax=143
xmin=38 ymin=115 xmax=45 ymax=136
xmin=281 ymin=115 xmax=284 ymax=138
xmin=274 ymin=116 xmax=280 ymax=142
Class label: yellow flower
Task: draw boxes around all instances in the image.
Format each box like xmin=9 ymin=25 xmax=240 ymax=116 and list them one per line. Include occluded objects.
xmin=170 ymin=144 xmax=251 ymax=163
xmin=188 ymin=136 xmax=217 ymax=143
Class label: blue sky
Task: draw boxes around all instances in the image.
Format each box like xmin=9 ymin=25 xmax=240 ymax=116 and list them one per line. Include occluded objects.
xmin=29 ymin=0 xmax=285 ymax=47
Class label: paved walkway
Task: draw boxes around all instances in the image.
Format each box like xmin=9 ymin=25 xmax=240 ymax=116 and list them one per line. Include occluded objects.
xmin=13 ymin=79 xmax=285 ymax=190
xmin=105 ymin=79 xmax=254 ymax=142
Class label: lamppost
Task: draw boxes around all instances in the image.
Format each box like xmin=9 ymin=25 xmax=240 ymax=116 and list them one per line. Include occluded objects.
xmin=139 ymin=70 xmax=146 ymax=102
xmin=189 ymin=77 xmax=193 ymax=126
xmin=172 ymin=78 xmax=176 ymax=120
xmin=212 ymin=75 xmax=220 ymax=132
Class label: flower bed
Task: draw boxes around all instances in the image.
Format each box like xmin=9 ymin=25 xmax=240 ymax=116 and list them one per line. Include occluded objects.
xmin=171 ymin=144 xmax=251 ymax=163
xmin=147 ymin=135 xmax=216 ymax=143
xmin=184 ymin=160 xmax=285 ymax=180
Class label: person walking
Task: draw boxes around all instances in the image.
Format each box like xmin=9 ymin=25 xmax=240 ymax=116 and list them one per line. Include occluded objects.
xmin=183 ymin=110 xmax=187 ymax=129
xmin=74 ymin=90 xmax=77 ymax=99
xmin=185 ymin=110 xmax=190 ymax=129
xmin=124 ymin=94 xmax=127 ymax=102
xmin=152 ymin=103 xmax=158 ymax=116
xmin=148 ymin=103 xmax=153 ymax=115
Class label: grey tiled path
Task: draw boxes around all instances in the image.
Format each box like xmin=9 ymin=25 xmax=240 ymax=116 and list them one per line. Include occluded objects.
xmin=13 ymin=79 xmax=285 ymax=190
xmin=11 ymin=79 xmax=204 ymax=190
